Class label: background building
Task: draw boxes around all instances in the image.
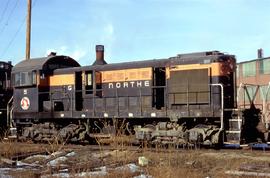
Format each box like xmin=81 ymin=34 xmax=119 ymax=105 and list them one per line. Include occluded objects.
xmin=237 ymin=49 xmax=270 ymax=125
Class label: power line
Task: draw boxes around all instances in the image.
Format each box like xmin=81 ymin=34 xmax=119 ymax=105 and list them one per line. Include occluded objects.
xmin=0 ymin=0 xmax=10 ymax=24
xmin=5 ymin=0 xmax=20 ymax=25
xmin=1 ymin=0 xmax=38 ymax=57
xmin=0 ymin=0 xmax=20 ymax=37
xmin=1 ymin=16 xmax=26 ymax=57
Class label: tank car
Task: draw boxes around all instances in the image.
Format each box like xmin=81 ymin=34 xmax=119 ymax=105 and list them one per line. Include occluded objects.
xmin=11 ymin=46 xmax=264 ymax=146
xmin=0 ymin=61 xmax=13 ymax=135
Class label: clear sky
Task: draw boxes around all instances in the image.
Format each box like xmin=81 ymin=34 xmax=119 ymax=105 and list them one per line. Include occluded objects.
xmin=0 ymin=0 xmax=269 ymax=65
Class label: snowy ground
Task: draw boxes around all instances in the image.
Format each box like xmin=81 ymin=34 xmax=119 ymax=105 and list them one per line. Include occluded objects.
xmin=1 ymin=142 xmax=270 ymax=178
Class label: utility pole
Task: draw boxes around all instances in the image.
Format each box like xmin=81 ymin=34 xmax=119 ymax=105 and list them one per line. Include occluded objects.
xmin=26 ymin=0 xmax=32 ymax=60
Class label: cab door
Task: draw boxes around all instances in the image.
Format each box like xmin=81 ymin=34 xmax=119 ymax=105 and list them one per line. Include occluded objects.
xmin=75 ymin=71 xmax=83 ymax=111
xmin=152 ymin=67 xmax=166 ymax=110
xmin=83 ymin=71 xmax=94 ymax=111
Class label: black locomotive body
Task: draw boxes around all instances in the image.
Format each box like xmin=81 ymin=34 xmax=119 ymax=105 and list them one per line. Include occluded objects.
xmin=0 ymin=61 xmax=13 ymax=135
xmin=11 ymin=47 xmax=263 ymax=145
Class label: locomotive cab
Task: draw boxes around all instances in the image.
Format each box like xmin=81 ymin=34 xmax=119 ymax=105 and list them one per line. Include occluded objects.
xmin=12 ymin=56 xmax=80 ymax=123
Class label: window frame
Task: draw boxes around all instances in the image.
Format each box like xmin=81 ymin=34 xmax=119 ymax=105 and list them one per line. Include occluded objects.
xmin=13 ymin=70 xmax=37 ymax=87
xmin=85 ymin=71 xmax=93 ymax=94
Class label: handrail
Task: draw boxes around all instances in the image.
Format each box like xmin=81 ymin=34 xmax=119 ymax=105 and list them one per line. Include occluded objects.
xmin=7 ymin=96 xmax=13 ymax=127
xmin=210 ymin=84 xmax=224 ymax=131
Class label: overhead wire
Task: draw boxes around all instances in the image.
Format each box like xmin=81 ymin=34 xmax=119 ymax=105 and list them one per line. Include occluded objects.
xmin=0 ymin=0 xmax=19 ymax=36
xmin=1 ymin=17 xmax=26 ymax=57
xmin=5 ymin=0 xmax=20 ymax=25
xmin=1 ymin=0 xmax=38 ymax=57
xmin=0 ymin=0 xmax=10 ymax=24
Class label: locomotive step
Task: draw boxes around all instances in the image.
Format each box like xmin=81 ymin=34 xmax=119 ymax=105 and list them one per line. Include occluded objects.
xmin=227 ymin=118 xmax=242 ymax=131
xmin=225 ymin=130 xmax=241 ymax=143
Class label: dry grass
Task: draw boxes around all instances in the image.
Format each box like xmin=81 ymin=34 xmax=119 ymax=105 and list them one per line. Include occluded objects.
xmin=104 ymin=170 xmax=139 ymax=178
xmin=2 ymin=126 xmax=270 ymax=178
xmin=1 ymin=141 xmax=270 ymax=178
xmin=45 ymin=134 xmax=68 ymax=155
xmin=8 ymin=169 xmax=40 ymax=178
xmin=138 ymin=149 xmax=270 ymax=178
xmin=0 ymin=141 xmax=47 ymax=158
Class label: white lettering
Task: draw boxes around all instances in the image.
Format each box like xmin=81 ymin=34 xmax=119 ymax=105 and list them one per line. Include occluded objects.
xmin=145 ymin=81 xmax=150 ymax=87
xmin=109 ymin=83 xmax=114 ymax=89
xmin=137 ymin=81 xmax=142 ymax=87
xmin=107 ymin=80 xmax=151 ymax=89
xmin=130 ymin=81 xmax=135 ymax=88
xmin=123 ymin=82 xmax=128 ymax=88
xmin=116 ymin=83 xmax=121 ymax=88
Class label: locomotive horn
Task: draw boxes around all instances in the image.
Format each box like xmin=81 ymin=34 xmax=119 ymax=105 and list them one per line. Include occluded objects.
xmin=93 ymin=45 xmax=107 ymax=65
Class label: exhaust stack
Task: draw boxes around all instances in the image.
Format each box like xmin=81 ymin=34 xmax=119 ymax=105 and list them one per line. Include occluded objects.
xmin=93 ymin=45 xmax=107 ymax=65
xmin=258 ymin=48 xmax=263 ymax=58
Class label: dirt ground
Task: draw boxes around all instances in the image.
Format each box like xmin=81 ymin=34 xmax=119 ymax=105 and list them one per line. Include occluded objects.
xmin=0 ymin=141 xmax=270 ymax=178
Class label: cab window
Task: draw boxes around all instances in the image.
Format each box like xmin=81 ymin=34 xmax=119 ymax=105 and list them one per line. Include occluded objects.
xmin=85 ymin=71 xmax=93 ymax=94
xmin=0 ymin=80 xmax=3 ymax=89
xmin=0 ymin=73 xmax=4 ymax=89
xmin=13 ymin=71 xmax=37 ymax=87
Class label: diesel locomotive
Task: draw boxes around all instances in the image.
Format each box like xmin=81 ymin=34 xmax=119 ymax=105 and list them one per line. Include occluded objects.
xmin=0 ymin=61 xmax=13 ymax=135
xmin=9 ymin=46 xmax=264 ymax=145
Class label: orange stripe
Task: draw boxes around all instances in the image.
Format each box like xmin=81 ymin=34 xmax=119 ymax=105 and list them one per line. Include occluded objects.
xmin=167 ymin=62 xmax=228 ymax=78
xmin=49 ymin=74 xmax=75 ymax=86
xmin=102 ymin=68 xmax=152 ymax=83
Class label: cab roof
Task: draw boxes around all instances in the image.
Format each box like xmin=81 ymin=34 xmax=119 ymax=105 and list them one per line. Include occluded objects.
xmin=12 ymin=55 xmax=80 ymax=73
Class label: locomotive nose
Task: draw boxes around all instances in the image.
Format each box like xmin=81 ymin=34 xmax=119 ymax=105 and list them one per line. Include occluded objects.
xmin=93 ymin=45 xmax=107 ymax=65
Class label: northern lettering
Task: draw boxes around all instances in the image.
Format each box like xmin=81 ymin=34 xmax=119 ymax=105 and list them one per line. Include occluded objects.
xmin=108 ymin=81 xmax=151 ymax=89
